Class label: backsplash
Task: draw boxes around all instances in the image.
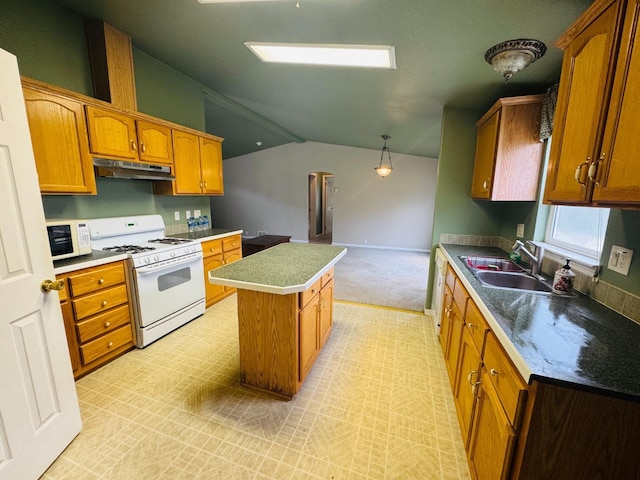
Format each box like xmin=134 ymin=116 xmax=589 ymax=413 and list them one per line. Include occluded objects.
xmin=440 ymin=233 xmax=640 ymax=325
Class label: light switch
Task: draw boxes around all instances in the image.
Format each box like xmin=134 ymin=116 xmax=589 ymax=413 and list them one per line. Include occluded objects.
xmin=607 ymin=245 xmax=634 ymax=275
xmin=174 ymin=211 xmax=180 ymax=221
xmin=516 ymin=224 xmax=525 ymax=238
xmin=194 ymin=209 xmax=201 ymax=217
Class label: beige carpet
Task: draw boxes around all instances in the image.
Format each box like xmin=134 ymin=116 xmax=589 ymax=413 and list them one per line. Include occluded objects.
xmin=333 ymin=247 xmax=430 ymax=311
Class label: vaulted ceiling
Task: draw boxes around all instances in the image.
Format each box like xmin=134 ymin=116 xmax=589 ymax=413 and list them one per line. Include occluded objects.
xmin=52 ymin=0 xmax=591 ymax=160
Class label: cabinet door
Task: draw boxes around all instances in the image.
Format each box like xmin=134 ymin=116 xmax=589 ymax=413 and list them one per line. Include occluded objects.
xmin=594 ymin=1 xmax=640 ymax=204
xmin=23 ymin=88 xmax=96 ymax=194
xmin=60 ymin=300 xmax=80 ymax=373
xmin=319 ymin=279 xmax=333 ymax=349
xmin=445 ymin=300 xmax=465 ymax=389
xmin=544 ymin=1 xmax=620 ymax=204
xmin=471 ymin=110 xmax=499 ymax=199
xmin=439 ymin=285 xmax=454 ymax=353
xmin=172 ymin=130 xmax=203 ymax=194
xmin=453 ymin=327 xmax=482 ymax=447
xmin=204 ymin=254 xmax=226 ymax=307
xmin=299 ymin=296 xmax=319 ymax=382
xmin=86 ymin=105 xmax=138 ymax=160
xmin=200 ymin=136 xmax=224 ymax=194
xmin=468 ymin=369 xmax=517 ymax=480
xmin=136 ymin=120 xmax=173 ymax=165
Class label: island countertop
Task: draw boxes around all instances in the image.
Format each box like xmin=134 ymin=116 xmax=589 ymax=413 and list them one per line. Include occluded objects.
xmin=208 ymin=243 xmax=347 ymax=295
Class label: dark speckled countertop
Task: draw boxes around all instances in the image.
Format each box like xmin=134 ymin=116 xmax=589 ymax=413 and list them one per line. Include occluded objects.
xmin=441 ymin=244 xmax=640 ymax=403
xmin=169 ymin=228 xmax=243 ymax=242
xmin=208 ymin=243 xmax=347 ymax=295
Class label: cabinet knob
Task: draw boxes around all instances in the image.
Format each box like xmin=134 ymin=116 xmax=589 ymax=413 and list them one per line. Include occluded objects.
xmin=467 ymin=323 xmax=474 ymax=330
xmin=312 ymin=289 xmax=317 ymax=295
xmin=131 ymin=139 xmax=137 ymax=151
xmin=204 ymin=181 xmax=208 ymax=188
xmin=104 ymin=321 xmax=111 ymax=328
xmin=483 ymin=179 xmax=489 ymax=191
xmin=101 ymin=300 xmax=108 ymax=307
xmin=98 ymin=278 xmax=105 ymax=284
xmin=107 ymin=341 xmax=113 ymax=348
xmin=490 ymin=368 xmax=499 ymax=376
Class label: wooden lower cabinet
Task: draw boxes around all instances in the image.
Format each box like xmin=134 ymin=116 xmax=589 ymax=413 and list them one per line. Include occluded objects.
xmin=56 ymin=260 xmax=135 ymax=379
xmin=236 ymin=268 xmax=334 ymax=399
xmin=454 ymin=328 xmax=482 ymax=447
xmin=202 ymin=233 xmax=242 ymax=307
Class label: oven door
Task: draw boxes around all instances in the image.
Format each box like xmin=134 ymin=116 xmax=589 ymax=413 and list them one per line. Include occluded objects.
xmin=133 ymin=252 xmax=205 ymax=327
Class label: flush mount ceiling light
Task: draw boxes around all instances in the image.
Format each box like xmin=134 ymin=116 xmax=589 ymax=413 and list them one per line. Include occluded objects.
xmin=244 ymin=42 xmax=397 ymax=69
xmin=197 ymin=1 xmax=288 ymax=3
xmin=375 ymin=135 xmax=393 ymax=177
xmin=484 ymin=39 xmax=546 ymax=82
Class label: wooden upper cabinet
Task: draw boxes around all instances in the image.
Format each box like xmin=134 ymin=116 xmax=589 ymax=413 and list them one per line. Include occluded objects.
xmin=471 ymin=95 xmax=545 ymax=201
xmin=545 ymin=0 xmax=640 ymax=206
xmin=593 ymin=0 xmax=640 ymax=203
xmin=23 ymin=87 xmax=97 ymax=194
xmin=136 ymin=120 xmax=173 ymax=165
xmin=85 ymin=105 xmax=138 ymax=160
xmin=200 ymin=137 xmax=224 ymax=194
xmin=153 ymin=129 xmax=225 ymax=196
xmin=172 ymin=130 xmax=202 ymax=194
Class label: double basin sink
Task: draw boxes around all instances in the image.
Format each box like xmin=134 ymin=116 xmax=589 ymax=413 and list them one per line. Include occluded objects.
xmin=460 ymin=255 xmax=553 ymax=294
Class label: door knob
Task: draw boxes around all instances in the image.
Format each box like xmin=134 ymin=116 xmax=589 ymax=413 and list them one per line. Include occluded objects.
xmin=41 ymin=279 xmax=65 ymax=293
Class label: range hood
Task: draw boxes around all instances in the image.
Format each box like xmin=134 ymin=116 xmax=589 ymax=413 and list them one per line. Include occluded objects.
xmin=93 ymin=158 xmax=175 ymax=181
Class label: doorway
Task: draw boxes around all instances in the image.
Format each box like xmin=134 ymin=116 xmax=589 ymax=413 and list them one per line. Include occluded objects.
xmin=308 ymin=172 xmax=334 ymax=244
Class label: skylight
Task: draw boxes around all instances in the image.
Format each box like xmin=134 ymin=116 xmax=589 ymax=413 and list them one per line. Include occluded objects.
xmin=244 ymin=42 xmax=397 ymax=69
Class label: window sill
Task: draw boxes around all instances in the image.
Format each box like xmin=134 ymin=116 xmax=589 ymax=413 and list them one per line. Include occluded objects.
xmin=539 ymin=242 xmax=600 ymax=276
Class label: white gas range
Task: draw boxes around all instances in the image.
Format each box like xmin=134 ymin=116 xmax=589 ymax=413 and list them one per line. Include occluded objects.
xmin=88 ymin=215 xmax=205 ymax=348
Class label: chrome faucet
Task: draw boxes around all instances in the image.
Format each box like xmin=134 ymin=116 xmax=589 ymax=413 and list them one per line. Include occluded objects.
xmin=512 ymin=240 xmax=545 ymax=277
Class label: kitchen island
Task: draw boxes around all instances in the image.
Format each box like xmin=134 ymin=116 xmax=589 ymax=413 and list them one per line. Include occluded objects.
xmin=208 ymin=243 xmax=347 ymax=399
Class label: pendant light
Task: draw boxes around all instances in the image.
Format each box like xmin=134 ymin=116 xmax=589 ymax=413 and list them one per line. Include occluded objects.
xmin=375 ymin=135 xmax=393 ymax=177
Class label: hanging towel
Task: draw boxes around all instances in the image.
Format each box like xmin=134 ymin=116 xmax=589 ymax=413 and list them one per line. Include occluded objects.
xmin=540 ymin=83 xmax=558 ymax=141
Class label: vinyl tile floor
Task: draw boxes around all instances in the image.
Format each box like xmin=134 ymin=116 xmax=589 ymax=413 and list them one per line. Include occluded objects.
xmin=42 ymin=297 xmax=471 ymax=480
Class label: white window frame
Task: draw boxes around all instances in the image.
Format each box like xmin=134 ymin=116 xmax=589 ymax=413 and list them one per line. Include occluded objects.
xmin=544 ymin=205 xmax=609 ymax=262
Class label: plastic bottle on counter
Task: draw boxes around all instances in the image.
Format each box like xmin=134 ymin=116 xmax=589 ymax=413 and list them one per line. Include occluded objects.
xmin=203 ymin=215 xmax=210 ymax=230
xmin=187 ymin=216 xmax=195 ymax=233
xmin=552 ymin=259 xmax=575 ymax=295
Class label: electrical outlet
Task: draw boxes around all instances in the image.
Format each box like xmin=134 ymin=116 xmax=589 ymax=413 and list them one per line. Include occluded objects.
xmin=516 ymin=224 xmax=525 ymax=238
xmin=607 ymin=245 xmax=634 ymax=275
xmin=258 ymin=231 xmax=267 ymax=237
xmin=186 ymin=210 xmax=191 ymax=219
xmin=194 ymin=209 xmax=201 ymax=217
xmin=174 ymin=211 xmax=180 ymax=221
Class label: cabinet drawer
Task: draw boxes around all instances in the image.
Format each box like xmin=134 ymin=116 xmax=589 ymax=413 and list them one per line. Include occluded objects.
xmin=453 ymin=278 xmax=469 ymax=315
xmin=80 ymin=324 xmax=133 ymax=365
xmin=202 ymin=239 xmax=223 ymax=258
xmin=223 ymin=235 xmax=241 ymax=252
xmin=483 ymin=331 xmax=528 ymax=426
xmin=465 ymin=300 xmax=490 ymax=354
xmin=446 ymin=264 xmax=456 ymax=292
xmin=76 ymin=304 xmax=131 ymax=343
xmin=322 ymin=268 xmax=334 ymax=287
xmin=300 ymin=278 xmax=322 ymax=309
xmin=69 ymin=262 xmax=126 ymax=297
xmin=72 ymin=284 xmax=128 ymax=320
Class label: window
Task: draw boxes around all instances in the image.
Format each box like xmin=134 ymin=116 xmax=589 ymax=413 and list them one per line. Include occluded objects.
xmin=545 ymin=205 xmax=610 ymax=260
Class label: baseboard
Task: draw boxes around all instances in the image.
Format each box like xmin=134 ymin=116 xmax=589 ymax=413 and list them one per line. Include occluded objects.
xmin=333 ymin=242 xmax=430 ymax=253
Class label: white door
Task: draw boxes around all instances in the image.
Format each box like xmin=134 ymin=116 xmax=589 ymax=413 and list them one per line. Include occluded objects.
xmin=0 ymin=48 xmax=82 ymax=480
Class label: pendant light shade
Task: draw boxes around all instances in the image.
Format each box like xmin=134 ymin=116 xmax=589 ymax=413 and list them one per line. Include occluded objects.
xmin=375 ymin=135 xmax=393 ymax=177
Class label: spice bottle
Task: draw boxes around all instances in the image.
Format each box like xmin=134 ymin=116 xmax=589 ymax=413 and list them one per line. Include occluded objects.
xmin=552 ymin=259 xmax=575 ymax=295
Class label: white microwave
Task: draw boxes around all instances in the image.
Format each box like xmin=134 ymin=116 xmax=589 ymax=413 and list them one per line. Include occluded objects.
xmin=46 ymin=219 xmax=92 ymax=261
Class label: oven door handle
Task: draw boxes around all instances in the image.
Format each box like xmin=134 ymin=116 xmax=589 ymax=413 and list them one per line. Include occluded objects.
xmin=135 ymin=252 xmax=203 ymax=276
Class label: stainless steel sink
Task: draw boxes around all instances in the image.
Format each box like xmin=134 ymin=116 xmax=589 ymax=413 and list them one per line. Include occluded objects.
xmin=460 ymin=255 xmax=525 ymax=273
xmin=475 ymin=271 xmax=553 ymax=293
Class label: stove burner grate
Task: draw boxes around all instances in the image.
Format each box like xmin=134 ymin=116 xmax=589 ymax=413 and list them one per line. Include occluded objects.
xmin=148 ymin=238 xmax=193 ymax=245
xmin=103 ymin=245 xmax=156 ymax=254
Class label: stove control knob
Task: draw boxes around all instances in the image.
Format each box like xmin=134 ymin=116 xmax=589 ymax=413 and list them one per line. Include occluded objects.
xmin=144 ymin=257 xmax=150 ymax=264
xmin=154 ymin=255 xmax=160 ymax=262
xmin=170 ymin=251 xmax=176 ymax=258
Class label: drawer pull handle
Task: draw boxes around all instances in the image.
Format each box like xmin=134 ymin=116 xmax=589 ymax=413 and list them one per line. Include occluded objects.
xmin=140 ymin=142 xmax=146 ymax=153
xmin=101 ymin=300 xmax=108 ymax=307
xmin=467 ymin=369 xmax=478 ymax=386
xmin=131 ymin=139 xmax=137 ymax=151
xmin=104 ymin=321 xmax=111 ymax=328
xmin=311 ymin=289 xmax=317 ymax=294
xmin=107 ymin=341 xmax=113 ymax=348
xmin=490 ymin=368 xmax=499 ymax=376
xmin=471 ymin=381 xmax=481 ymax=398
xmin=574 ymin=158 xmax=590 ymax=190
xmin=98 ymin=278 xmax=105 ymax=284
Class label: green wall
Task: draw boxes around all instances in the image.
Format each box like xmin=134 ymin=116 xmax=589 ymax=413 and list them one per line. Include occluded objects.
xmin=600 ymin=210 xmax=640 ymax=293
xmin=0 ymin=0 xmax=210 ymax=230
